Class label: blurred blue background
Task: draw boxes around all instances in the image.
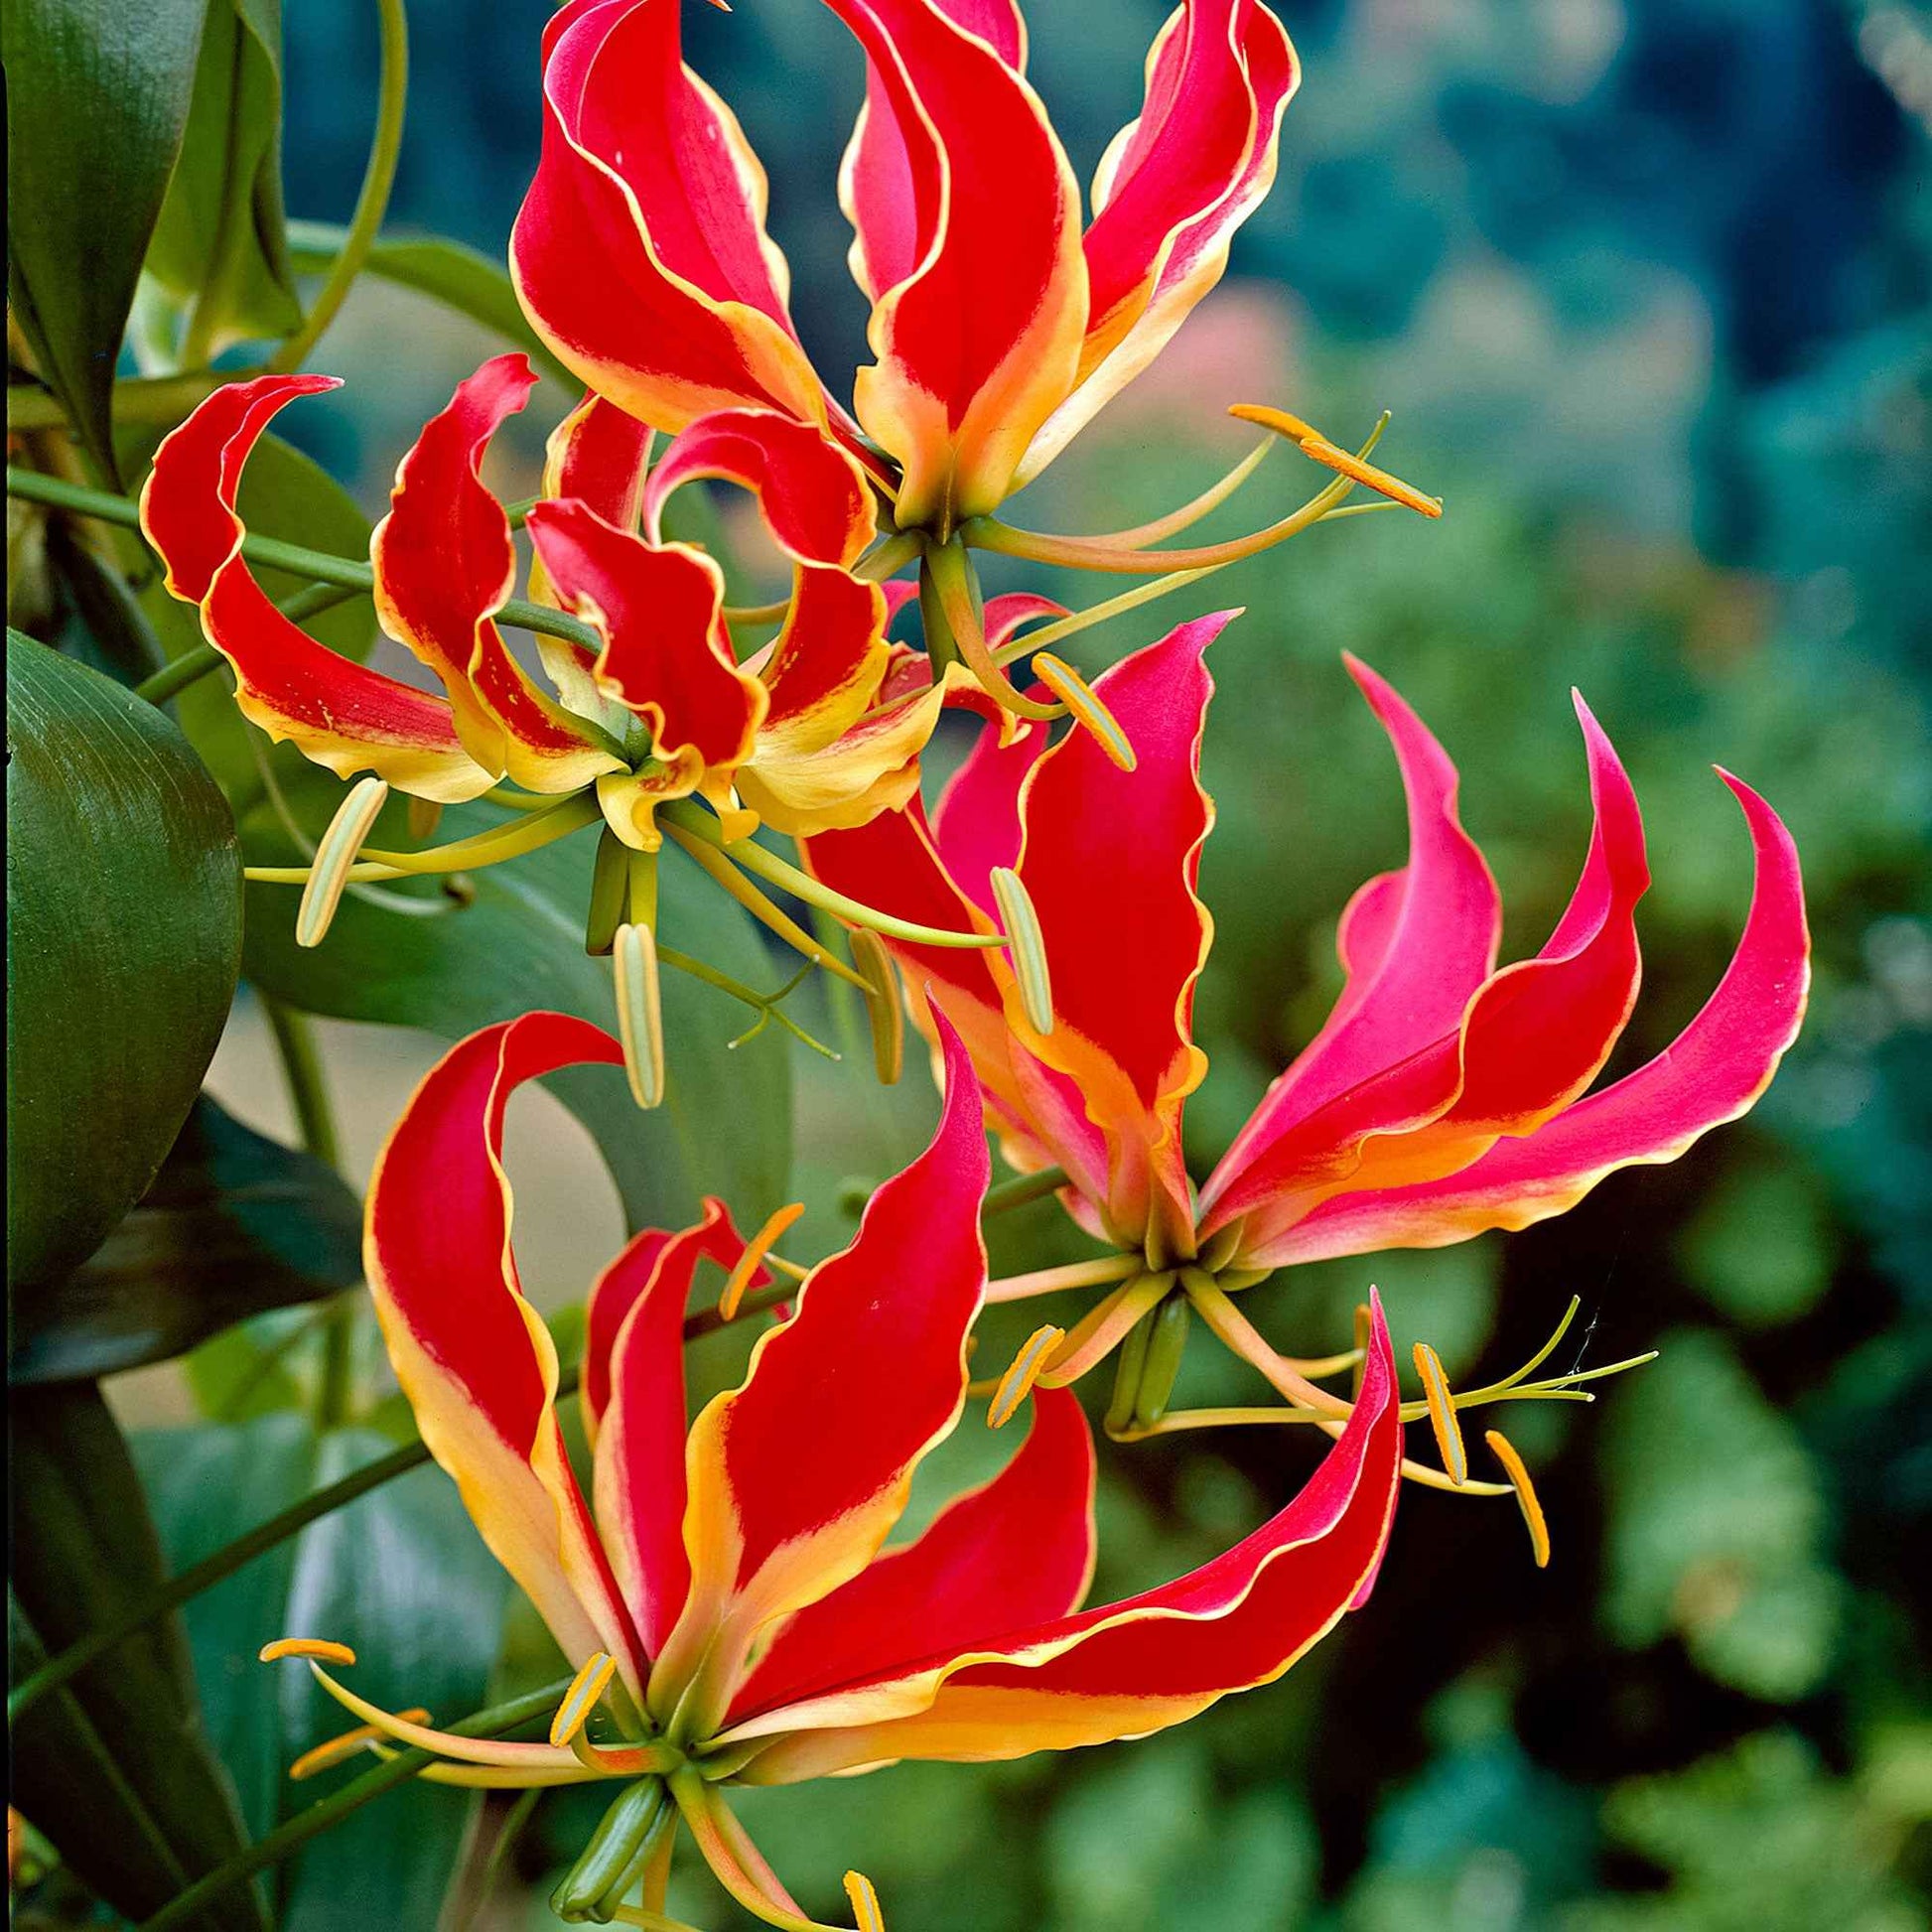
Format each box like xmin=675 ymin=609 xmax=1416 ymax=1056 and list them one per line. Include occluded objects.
xmin=260 ymin=1 xmax=1932 ymax=1925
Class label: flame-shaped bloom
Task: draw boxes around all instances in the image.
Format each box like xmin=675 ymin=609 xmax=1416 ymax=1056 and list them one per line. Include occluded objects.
xmin=804 ymin=619 xmax=1810 ymax=1388
xmin=324 ymin=1008 xmax=1400 ymax=1927
xmin=512 ymin=0 xmax=1300 ymax=534
xmin=140 ymin=357 xmax=959 ymax=843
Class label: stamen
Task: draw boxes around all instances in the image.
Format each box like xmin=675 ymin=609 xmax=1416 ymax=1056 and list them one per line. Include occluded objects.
xmin=989 ymin=868 xmax=1054 ymax=1035
xmin=296 ymin=777 xmax=388 ymax=948
xmin=718 ymin=1203 xmax=806 ymax=1320
xmin=260 ymin=1637 xmax=356 ymax=1665
xmin=845 ymin=1870 xmax=887 ymax=1932
xmin=1485 ymin=1430 xmax=1551 ymax=1568
xmin=613 ymin=923 xmax=665 ymax=1109
xmin=987 ymin=1324 xmax=1066 ymax=1428
xmin=1031 ymin=654 xmax=1137 ymax=771
xmin=1412 ymin=1341 xmax=1468 ymax=1486
xmin=289 ymin=1710 xmax=431 ymax=1780
xmin=923 ymin=541 xmax=1062 ymax=723
xmin=1095 ymin=437 xmax=1276 ymax=549
xmin=551 ymin=1652 xmax=620 ymax=1749
xmin=587 ymin=826 xmax=629 ymax=957
xmin=407 ymin=795 xmax=443 ymax=843
xmin=990 ymin=567 xmax=1216 ymax=668
xmin=1037 ymin=1272 xmax=1170 ymax=1386
xmin=1228 ymin=405 xmax=1443 ymax=517
xmin=849 ymin=928 xmax=904 ymax=1084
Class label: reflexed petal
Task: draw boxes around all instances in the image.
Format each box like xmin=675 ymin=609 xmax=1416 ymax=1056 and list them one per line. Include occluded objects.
xmin=753 ymin=568 xmax=892 ymax=763
xmin=525 ymin=498 xmax=765 ymax=818
xmin=1206 ymin=690 xmax=1651 ymax=1261
xmin=1021 ymin=0 xmax=1300 ymax=483
xmin=722 ymin=1297 xmax=1401 ymax=1778
xmin=648 ymin=1017 xmax=990 ymax=1726
xmin=511 ymin=0 xmax=829 ymax=433
xmin=645 ymin=408 xmax=878 ymax=569
xmin=363 ymin=1015 xmax=645 ymax=1694
xmin=728 ymin=1386 xmax=1095 ymax=1722
xmin=594 ymin=1201 xmax=756 ymax=1656
xmin=1258 ymin=775 xmax=1809 ymax=1264
xmin=827 ymin=0 xmax=1088 ymax=527
xmin=137 ymin=375 xmax=493 ymax=802
xmin=370 ymin=355 xmax=624 ymax=793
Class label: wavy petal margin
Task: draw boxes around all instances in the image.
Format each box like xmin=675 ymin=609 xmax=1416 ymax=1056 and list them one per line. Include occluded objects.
xmin=363 ymin=1015 xmax=646 ymax=1696
xmin=138 ymin=375 xmax=494 ymax=801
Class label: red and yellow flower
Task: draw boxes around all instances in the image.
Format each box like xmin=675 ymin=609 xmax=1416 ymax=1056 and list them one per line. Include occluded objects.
xmin=802 ymin=618 xmax=1811 ymax=1441
xmin=262 ymin=1010 xmax=1403 ymax=1928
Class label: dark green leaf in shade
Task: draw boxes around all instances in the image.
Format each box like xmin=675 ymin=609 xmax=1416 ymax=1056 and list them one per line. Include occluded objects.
xmin=132 ymin=1417 xmax=511 ymax=1932
xmin=8 ymin=1382 xmax=267 ymax=1932
xmin=6 ymin=631 xmax=242 ymax=1295
xmin=144 ymin=0 xmax=303 ymax=354
xmin=241 ymin=793 xmax=793 ymax=1235
xmin=10 ymin=1094 xmax=362 ymax=1385
xmin=2 ymin=0 xmax=208 ymax=479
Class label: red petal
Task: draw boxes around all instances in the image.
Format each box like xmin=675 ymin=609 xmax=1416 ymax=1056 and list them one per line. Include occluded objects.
xmin=645 ymin=408 xmax=878 ymax=569
xmin=511 ymin=0 xmax=829 ymax=432
xmin=1263 ymin=775 xmax=1809 ymax=1262
xmin=725 ymin=1384 xmax=1095 ymax=1722
xmin=723 ymin=1297 xmax=1401 ymax=1778
xmin=826 ymin=0 xmax=1087 ymax=525
xmin=543 ymin=390 xmax=657 ymax=530
xmin=371 ymin=355 xmax=622 ymax=792
xmin=364 ymin=1016 xmax=645 ymax=1693
xmin=648 ymin=1016 xmax=990 ymax=1725
xmin=593 ymin=1201 xmax=756 ymax=1656
xmin=1024 ymin=0 xmax=1301 ymax=481
xmin=137 ymin=375 xmax=492 ymax=801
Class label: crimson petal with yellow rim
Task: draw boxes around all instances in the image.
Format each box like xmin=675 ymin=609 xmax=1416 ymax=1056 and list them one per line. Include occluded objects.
xmin=137 ymin=374 xmax=495 ymax=801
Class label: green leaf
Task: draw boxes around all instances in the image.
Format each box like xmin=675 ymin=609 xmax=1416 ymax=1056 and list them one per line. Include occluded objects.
xmin=9 ymin=1382 xmax=267 ymax=1932
xmin=285 ymin=221 xmax=577 ymax=389
xmin=10 ymin=1094 xmax=361 ymax=1385
xmin=144 ymin=0 xmax=302 ymax=353
xmin=241 ymin=792 xmax=793 ymax=1234
xmin=132 ymin=1417 xmax=511 ymax=1931
xmin=6 ymin=631 xmax=242 ymax=1294
xmin=3 ymin=0 xmax=208 ymax=480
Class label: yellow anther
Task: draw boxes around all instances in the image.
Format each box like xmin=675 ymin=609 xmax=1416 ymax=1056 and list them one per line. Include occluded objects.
xmin=550 ymin=1651 xmax=620 ymax=1749
xmin=989 ymin=867 xmax=1054 ymax=1035
xmin=850 ymin=927 xmax=905 ymax=1085
xmin=289 ymin=1709 xmax=432 ymax=1781
xmin=1032 ymin=653 xmax=1137 ymax=771
xmin=1484 ymin=1430 xmax=1551 ymax=1569
xmin=987 ymin=1323 xmax=1066 ymax=1428
xmin=719 ymin=1202 xmax=806 ymax=1320
xmin=1412 ymin=1341 xmax=1467 ymax=1486
xmin=259 ymin=1637 xmax=357 ymax=1666
xmin=844 ymin=1869 xmax=887 ymax=1932
xmin=1229 ymin=404 xmax=1443 ymax=518
xmin=613 ymin=922 xmax=665 ymax=1109
xmin=296 ymin=776 xmax=389 ymax=948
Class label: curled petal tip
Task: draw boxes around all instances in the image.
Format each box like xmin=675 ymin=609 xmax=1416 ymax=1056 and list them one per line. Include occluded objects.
xmin=259 ymin=1637 xmax=356 ymax=1666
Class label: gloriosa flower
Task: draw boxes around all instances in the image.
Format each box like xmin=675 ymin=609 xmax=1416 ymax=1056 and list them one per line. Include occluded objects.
xmin=802 ymin=620 xmax=1811 ymax=1452
xmin=141 ymin=358 xmax=958 ymax=846
xmin=510 ymin=0 xmax=1442 ymax=727
xmin=262 ymin=1011 xmax=1403 ymax=1930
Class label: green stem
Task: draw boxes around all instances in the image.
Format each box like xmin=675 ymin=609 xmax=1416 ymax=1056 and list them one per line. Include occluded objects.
xmin=982 ymin=1166 xmax=1069 ymax=1216
xmin=6 ymin=371 xmax=222 ymax=434
xmin=135 ymin=1677 xmax=573 ymax=1932
xmin=5 ymin=466 xmax=604 ymax=656
xmin=262 ymin=998 xmax=355 ymax=1427
xmin=132 ymin=644 xmax=223 ymax=707
xmin=279 ymin=580 xmax=368 ymax=625
xmin=270 ymin=0 xmax=409 ymax=372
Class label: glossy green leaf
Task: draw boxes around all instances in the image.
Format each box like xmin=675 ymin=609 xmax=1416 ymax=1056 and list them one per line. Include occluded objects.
xmin=9 ymin=1382 xmax=267 ymax=1932
xmin=10 ymin=1094 xmax=361 ymax=1385
xmin=241 ymin=789 xmax=793 ymax=1234
xmin=145 ymin=0 xmax=302 ymax=352
xmin=6 ymin=631 xmax=242 ymax=1293
xmin=3 ymin=0 xmax=208 ymax=480
xmin=285 ymin=221 xmax=576 ymax=389
xmin=133 ymin=1417 xmax=510 ymax=1931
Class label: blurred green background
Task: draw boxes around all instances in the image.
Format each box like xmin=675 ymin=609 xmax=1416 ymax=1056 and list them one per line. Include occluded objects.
xmin=89 ymin=0 xmax=1932 ymax=1925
